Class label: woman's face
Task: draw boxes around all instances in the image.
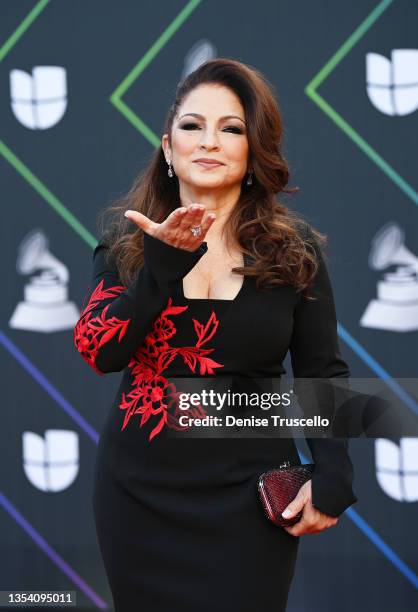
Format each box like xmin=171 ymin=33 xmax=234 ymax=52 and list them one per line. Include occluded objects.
xmin=162 ymin=84 xmax=250 ymax=192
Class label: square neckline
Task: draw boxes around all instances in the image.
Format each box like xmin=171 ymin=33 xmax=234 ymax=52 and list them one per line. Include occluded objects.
xmin=180 ymin=252 xmax=252 ymax=303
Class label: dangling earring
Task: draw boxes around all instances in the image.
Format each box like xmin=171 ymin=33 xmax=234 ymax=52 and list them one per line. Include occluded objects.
xmin=246 ymin=170 xmax=253 ymax=186
xmin=167 ymin=160 xmax=174 ymax=178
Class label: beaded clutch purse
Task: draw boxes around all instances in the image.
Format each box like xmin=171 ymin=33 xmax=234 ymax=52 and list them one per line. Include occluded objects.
xmin=257 ymin=461 xmax=315 ymax=527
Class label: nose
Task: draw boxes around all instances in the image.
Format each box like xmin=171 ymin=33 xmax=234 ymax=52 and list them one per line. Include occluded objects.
xmin=199 ymin=126 xmax=221 ymax=150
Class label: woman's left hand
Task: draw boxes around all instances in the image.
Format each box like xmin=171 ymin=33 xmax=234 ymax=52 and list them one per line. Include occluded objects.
xmin=281 ymin=480 xmax=339 ymax=536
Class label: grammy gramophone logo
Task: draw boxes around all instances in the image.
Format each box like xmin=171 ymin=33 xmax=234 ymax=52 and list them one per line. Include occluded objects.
xmin=9 ymin=229 xmax=79 ymax=332
xmin=360 ymin=222 xmax=418 ymax=332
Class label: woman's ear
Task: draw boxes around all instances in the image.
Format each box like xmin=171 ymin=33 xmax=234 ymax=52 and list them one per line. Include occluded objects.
xmin=161 ymin=134 xmax=170 ymax=161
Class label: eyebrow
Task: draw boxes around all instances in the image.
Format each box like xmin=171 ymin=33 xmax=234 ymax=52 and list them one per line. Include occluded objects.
xmin=178 ymin=113 xmax=246 ymax=124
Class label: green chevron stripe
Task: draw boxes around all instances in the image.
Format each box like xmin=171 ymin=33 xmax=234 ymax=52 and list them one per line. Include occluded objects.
xmin=110 ymin=0 xmax=202 ymax=146
xmin=0 ymin=0 xmax=96 ymax=247
xmin=0 ymin=140 xmax=97 ymax=247
xmin=305 ymin=0 xmax=418 ymax=205
xmin=0 ymin=0 xmax=50 ymax=62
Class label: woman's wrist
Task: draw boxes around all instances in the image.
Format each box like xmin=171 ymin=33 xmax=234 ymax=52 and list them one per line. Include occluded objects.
xmin=143 ymin=231 xmax=208 ymax=287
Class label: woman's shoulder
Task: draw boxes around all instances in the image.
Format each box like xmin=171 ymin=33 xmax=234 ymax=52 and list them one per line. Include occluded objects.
xmin=295 ymin=219 xmax=316 ymax=241
xmin=295 ymin=219 xmax=326 ymax=254
xmin=92 ymin=230 xmax=121 ymax=273
xmin=93 ymin=227 xmax=133 ymax=260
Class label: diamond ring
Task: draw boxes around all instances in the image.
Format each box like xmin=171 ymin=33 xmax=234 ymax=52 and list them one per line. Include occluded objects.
xmin=190 ymin=225 xmax=202 ymax=237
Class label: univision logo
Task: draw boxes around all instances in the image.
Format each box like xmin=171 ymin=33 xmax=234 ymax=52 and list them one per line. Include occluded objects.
xmin=366 ymin=49 xmax=418 ymax=116
xmin=22 ymin=429 xmax=79 ymax=492
xmin=375 ymin=438 xmax=418 ymax=502
xmin=10 ymin=65 xmax=67 ymax=129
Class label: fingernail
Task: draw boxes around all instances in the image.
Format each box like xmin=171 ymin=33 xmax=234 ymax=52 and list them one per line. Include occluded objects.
xmin=124 ymin=210 xmax=133 ymax=217
xmin=282 ymin=509 xmax=292 ymax=518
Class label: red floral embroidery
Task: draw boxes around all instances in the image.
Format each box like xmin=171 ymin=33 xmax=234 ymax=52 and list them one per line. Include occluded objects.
xmin=73 ymin=279 xmax=130 ymax=376
xmin=119 ymin=297 xmax=224 ymax=442
xmin=74 ymin=281 xmax=224 ymax=442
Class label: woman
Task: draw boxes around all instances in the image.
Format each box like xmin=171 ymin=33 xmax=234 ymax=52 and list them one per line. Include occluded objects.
xmin=74 ymin=58 xmax=357 ymax=611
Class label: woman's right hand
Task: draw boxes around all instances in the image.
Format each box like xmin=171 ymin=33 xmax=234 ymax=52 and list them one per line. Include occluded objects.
xmin=124 ymin=203 xmax=215 ymax=252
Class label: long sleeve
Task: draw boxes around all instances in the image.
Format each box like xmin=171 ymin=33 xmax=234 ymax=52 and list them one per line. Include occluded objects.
xmin=289 ymin=223 xmax=358 ymax=518
xmin=74 ymin=232 xmax=208 ymax=375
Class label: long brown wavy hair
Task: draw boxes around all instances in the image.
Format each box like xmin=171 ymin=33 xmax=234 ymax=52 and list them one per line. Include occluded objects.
xmin=97 ymin=57 xmax=328 ymax=299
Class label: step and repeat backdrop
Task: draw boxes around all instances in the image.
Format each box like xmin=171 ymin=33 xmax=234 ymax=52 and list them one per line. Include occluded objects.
xmin=1 ymin=1 xmax=417 ymax=611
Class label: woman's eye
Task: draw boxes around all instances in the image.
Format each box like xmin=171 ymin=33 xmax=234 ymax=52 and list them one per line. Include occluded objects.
xmin=179 ymin=123 xmax=243 ymax=134
xmin=224 ymin=126 xmax=243 ymax=134
xmin=180 ymin=122 xmax=200 ymax=130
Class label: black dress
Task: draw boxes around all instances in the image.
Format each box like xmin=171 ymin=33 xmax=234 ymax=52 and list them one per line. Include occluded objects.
xmin=74 ymin=222 xmax=357 ymax=612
